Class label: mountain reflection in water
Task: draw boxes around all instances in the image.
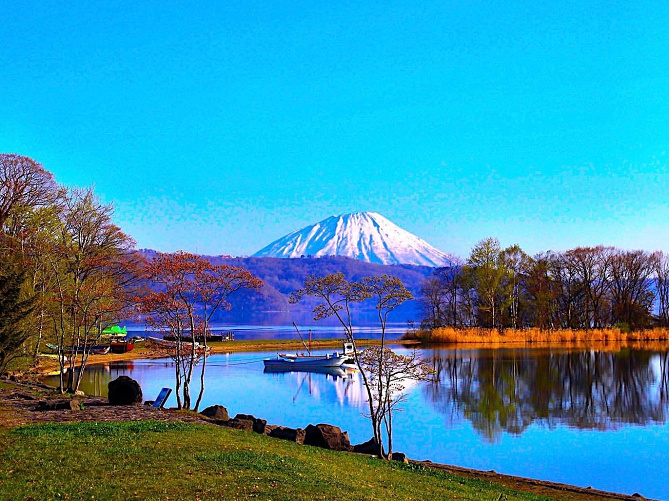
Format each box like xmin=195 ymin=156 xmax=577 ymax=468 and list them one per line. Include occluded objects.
xmin=425 ymin=349 xmax=669 ymax=441
xmin=45 ymin=347 xmax=669 ymax=499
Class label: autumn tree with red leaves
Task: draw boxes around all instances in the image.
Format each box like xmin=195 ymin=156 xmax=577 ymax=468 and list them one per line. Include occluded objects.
xmin=139 ymin=252 xmax=262 ymax=410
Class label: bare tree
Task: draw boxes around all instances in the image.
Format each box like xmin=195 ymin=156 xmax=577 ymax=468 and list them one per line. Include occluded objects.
xmin=609 ymin=250 xmax=656 ymax=330
xmin=358 ymin=347 xmax=433 ymax=457
xmin=291 ymin=273 xmax=432 ymax=458
xmin=560 ymin=246 xmax=614 ymax=329
xmin=0 ymin=154 xmax=59 ymax=234
xmin=524 ymin=253 xmax=559 ymax=330
xmin=655 ymin=252 xmax=669 ymax=328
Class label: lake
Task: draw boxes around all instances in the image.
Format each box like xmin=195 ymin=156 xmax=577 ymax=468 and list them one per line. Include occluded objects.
xmin=48 ymin=346 xmax=669 ymax=500
xmin=121 ymin=320 xmax=412 ymax=341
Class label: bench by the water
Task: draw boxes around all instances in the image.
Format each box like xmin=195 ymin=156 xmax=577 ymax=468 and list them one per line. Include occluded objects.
xmin=152 ymin=388 xmax=172 ymax=408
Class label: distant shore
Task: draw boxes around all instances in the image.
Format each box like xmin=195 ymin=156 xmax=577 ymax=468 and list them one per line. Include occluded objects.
xmin=31 ymin=330 xmax=669 ymax=376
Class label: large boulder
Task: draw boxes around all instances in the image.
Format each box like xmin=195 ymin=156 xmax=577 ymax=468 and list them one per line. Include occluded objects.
xmin=201 ymin=405 xmax=230 ymax=421
xmin=225 ymin=418 xmax=254 ymax=432
xmin=304 ymin=424 xmax=352 ymax=452
xmin=353 ymin=437 xmax=382 ymax=456
xmin=234 ymin=413 xmax=267 ymax=434
xmin=107 ymin=376 xmax=142 ymax=405
xmin=269 ymin=426 xmax=306 ymax=444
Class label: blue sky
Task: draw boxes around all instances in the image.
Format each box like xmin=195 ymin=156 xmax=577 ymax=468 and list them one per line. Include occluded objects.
xmin=2 ymin=1 xmax=668 ymax=258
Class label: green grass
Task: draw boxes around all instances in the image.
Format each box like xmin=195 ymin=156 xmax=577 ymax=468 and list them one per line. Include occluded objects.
xmin=0 ymin=421 xmax=554 ymax=500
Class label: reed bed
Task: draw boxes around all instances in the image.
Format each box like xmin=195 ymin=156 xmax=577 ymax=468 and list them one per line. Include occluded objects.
xmin=405 ymin=327 xmax=669 ymax=348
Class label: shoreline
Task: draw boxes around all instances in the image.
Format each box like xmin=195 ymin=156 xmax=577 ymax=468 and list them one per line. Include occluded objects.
xmin=32 ymin=335 xmax=669 ymax=376
xmin=33 ymin=338 xmax=422 ymax=376
xmin=0 ymin=378 xmax=648 ymax=500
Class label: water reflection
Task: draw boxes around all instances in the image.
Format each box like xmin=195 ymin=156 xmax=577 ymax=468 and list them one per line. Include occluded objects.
xmin=426 ymin=348 xmax=669 ymax=441
xmin=41 ymin=347 xmax=669 ymax=498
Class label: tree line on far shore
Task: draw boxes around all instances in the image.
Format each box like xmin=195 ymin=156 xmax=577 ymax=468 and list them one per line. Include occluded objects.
xmin=418 ymin=237 xmax=669 ymax=332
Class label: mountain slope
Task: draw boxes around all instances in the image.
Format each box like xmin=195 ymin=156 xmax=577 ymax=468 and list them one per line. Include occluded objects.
xmin=253 ymin=212 xmax=451 ymax=267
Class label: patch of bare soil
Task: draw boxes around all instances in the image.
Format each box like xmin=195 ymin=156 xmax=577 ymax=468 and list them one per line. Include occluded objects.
xmin=411 ymin=461 xmax=649 ymax=501
xmin=0 ymin=379 xmax=211 ymax=428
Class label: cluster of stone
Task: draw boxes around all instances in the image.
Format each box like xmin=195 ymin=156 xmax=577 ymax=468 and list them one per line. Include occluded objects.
xmin=102 ymin=376 xmax=408 ymax=461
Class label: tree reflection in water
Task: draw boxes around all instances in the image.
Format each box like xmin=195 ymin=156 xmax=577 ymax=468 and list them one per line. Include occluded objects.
xmin=425 ymin=348 xmax=669 ymax=442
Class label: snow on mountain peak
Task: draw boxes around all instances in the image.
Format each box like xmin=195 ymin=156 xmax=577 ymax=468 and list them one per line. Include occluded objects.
xmin=253 ymin=212 xmax=452 ymax=267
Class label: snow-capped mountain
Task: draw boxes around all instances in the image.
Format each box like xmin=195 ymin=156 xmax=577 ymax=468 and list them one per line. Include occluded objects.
xmin=253 ymin=212 xmax=451 ymax=267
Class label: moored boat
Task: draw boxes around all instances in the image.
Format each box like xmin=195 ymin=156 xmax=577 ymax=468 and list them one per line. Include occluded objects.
xmin=263 ymin=342 xmax=356 ymax=370
xmin=90 ymin=345 xmax=111 ymax=355
xmin=263 ymin=352 xmax=349 ymax=369
xmin=110 ymin=340 xmax=135 ymax=353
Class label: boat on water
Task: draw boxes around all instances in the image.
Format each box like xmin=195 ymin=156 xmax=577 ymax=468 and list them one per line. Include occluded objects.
xmin=263 ymin=342 xmax=356 ymax=370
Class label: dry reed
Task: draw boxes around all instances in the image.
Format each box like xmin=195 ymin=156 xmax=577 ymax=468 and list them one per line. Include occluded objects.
xmin=405 ymin=327 xmax=669 ymax=349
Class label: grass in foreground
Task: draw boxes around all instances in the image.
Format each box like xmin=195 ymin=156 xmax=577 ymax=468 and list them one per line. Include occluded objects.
xmin=0 ymin=421 xmax=551 ymax=501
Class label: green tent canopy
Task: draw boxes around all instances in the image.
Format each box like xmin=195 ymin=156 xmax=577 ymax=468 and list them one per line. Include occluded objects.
xmin=102 ymin=325 xmax=127 ymax=337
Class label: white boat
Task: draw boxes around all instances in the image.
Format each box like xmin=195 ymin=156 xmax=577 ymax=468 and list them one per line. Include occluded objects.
xmin=263 ymin=342 xmax=356 ymax=370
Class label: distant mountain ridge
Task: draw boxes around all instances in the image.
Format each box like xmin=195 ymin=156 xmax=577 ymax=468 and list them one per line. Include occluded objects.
xmin=137 ymin=251 xmax=435 ymax=322
xmin=253 ymin=212 xmax=451 ymax=267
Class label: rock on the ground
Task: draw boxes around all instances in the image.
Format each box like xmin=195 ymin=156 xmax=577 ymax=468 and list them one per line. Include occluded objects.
xmin=225 ymin=418 xmax=254 ymax=432
xmin=234 ymin=413 xmax=267 ymax=434
xmin=36 ymin=399 xmax=81 ymax=411
xmin=391 ymin=452 xmax=409 ymax=463
xmin=353 ymin=437 xmax=382 ymax=455
xmin=200 ymin=405 xmax=230 ymax=421
xmin=107 ymin=376 xmax=142 ymax=405
xmin=304 ymin=424 xmax=352 ymax=451
xmin=269 ymin=426 xmax=306 ymax=444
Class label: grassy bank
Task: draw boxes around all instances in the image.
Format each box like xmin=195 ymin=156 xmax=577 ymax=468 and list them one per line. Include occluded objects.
xmin=0 ymin=420 xmax=551 ymax=501
xmin=405 ymin=326 xmax=669 ymax=348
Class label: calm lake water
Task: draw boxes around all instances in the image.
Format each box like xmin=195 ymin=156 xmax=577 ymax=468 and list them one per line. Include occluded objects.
xmin=47 ymin=346 xmax=669 ymax=500
xmin=121 ymin=320 xmax=411 ymax=341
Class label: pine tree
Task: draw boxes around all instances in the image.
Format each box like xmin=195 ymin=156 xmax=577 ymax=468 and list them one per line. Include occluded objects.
xmin=0 ymin=267 xmax=35 ymax=374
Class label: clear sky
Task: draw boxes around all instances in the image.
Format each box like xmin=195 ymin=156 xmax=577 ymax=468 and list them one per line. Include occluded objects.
xmin=2 ymin=1 xmax=668 ymax=258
